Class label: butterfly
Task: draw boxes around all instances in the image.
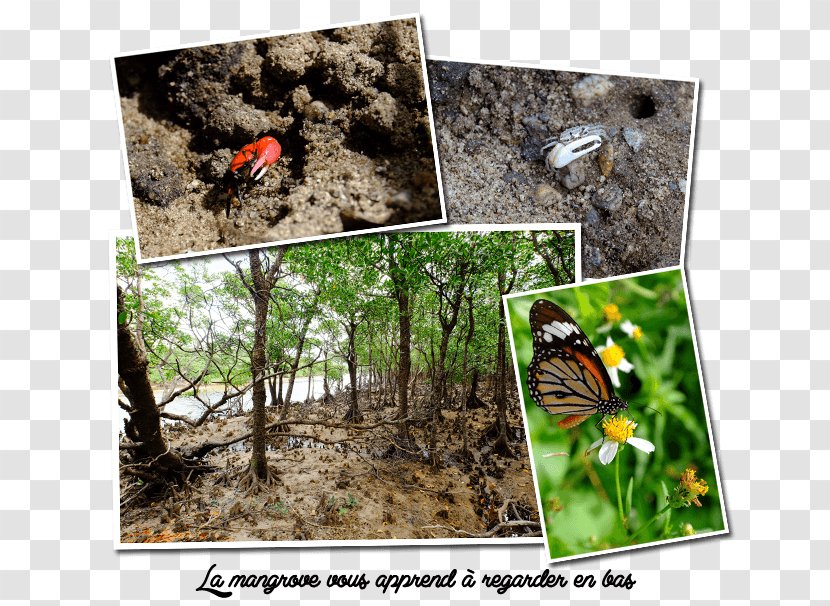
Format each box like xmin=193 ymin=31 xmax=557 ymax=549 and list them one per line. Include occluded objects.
xmin=527 ymin=299 xmax=628 ymax=429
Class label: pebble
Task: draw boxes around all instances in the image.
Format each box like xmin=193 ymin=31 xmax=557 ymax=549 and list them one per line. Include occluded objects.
xmin=592 ymin=184 xmax=624 ymax=211
xmin=521 ymin=115 xmax=541 ymax=128
xmin=623 ymin=127 xmax=646 ymax=152
xmin=556 ymin=159 xmax=586 ymax=190
xmin=678 ymin=179 xmax=687 ymax=194
xmin=520 ymin=140 xmax=543 ymax=161
xmin=637 ymin=199 xmax=654 ymax=221
xmin=586 ymin=246 xmax=602 ymax=267
xmin=585 ymin=208 xmax=600 ymax=226
xmin=533 ymin=184 xmax=563 ymax=207
xmin=597 ymin=142 xmax=615 ymax=178
xmin=571 ymin=75 xmax=614 ymax=107
xmin=502 ymin=171 xmax=528 ymax=185
xmin=522 ymin=114 xmax=549 ymax=139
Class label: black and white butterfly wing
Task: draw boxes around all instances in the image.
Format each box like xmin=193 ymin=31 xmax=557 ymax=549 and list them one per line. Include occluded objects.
xmin=527 ymin=299 xmax=615 ymax=417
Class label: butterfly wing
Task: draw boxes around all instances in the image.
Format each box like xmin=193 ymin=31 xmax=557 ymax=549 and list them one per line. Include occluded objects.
xmin=527 ymin=299 xmax=615 ymax=417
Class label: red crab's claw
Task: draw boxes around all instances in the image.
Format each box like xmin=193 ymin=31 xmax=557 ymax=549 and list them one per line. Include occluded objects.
xmin=249 ymin=136 xmax=282 ymax=181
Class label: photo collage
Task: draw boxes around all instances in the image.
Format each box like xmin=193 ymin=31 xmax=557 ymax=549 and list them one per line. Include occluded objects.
xmin=111 ymin=15 xmax=724 ymax=564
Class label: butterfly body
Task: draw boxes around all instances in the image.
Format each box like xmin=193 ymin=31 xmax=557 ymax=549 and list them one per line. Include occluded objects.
xmin=527 ymin=299 xmax=628 ymax=428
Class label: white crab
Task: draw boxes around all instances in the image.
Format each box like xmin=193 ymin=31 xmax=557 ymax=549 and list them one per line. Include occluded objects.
xmin=542 ymin=124 xmax=609 ymax=170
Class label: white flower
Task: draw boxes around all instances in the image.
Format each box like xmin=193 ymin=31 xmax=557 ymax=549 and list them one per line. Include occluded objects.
xmin=595 ymin=336 xmax=634 ymax=388
xmin=620 ymin=319 xmax=643 ymax=341
xmin=586 ymin=416 xmax=655 ymax=465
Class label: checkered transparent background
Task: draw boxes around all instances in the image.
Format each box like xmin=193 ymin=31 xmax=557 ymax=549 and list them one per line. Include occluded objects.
xmin=1 ymin=0 xmax=826 ymax=602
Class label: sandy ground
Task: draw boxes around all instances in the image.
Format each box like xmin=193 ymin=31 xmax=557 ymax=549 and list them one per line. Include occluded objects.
xmin=115 ymin=18 xmax=442 ymax=260
xmin=428 ymin=60 xmax=696 ymax=278
xmin=119 ymin=390 xmax=539 ymax=544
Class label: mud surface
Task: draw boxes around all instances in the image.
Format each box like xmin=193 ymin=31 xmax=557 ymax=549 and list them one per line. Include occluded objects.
xmin=428 ymin=60 xmax=696 ymax=278
xmin=120 ymin=389 xmax=539 ymax=544
xmin=116 ymin=18 xmax=442 ymax=260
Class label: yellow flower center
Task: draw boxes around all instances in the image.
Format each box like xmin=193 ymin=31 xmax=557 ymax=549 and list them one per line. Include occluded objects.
xmin=601 ymin=343 xmax=626 ymax=368
xmin=632 ymin=326 xmax=643 ymax=341
xmin=603 ymin=304 xmax=622 ymax=323
xmin=602 ymin=416 xmax=635 ymax=444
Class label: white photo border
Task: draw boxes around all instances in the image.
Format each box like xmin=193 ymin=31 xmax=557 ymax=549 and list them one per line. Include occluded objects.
xmin=110 ymin=221 xmax=581 ymax=550
xmin=426 ymin=55 xmax=700 ymax=269
xmin=502 ymin=264 xmax=729 ymax=565
xmin=111 ymin=15 xmax=448 ymax=265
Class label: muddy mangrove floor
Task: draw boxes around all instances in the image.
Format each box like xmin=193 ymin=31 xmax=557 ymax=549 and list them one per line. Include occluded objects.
xmin=120 ymin=397 xmax=540 ymax=544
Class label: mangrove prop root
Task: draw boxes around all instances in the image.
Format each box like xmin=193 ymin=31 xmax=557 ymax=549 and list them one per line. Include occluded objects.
xmin=236 ymin=464 xmax=280 ymax=496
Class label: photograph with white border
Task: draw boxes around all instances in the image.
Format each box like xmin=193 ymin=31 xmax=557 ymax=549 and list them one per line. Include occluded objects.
xmin=503 ymin=266 xmax=727 ymax=563
xmin=428 ymin=58 xmax=698 ymax=279
xmin=112 ymin=223 xmax=580 ymax=548
xmin=113 ymin=15 xmax=446 ymax=264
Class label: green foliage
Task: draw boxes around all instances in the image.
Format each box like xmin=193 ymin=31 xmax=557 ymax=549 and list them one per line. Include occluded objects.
xmin=506 ymin=269 xmax=725 ymax=559
xmin=338 ymin=493 xmax=359 ymax=516
xmin=116 ymin=229 xmax=577 ymax=412
xmin=265 ymin=500 xmax=290 ymax=515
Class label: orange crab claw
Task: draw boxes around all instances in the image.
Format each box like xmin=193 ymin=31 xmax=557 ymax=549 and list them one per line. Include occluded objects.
xmin=249 ymin=136 xmax=282 ymax=180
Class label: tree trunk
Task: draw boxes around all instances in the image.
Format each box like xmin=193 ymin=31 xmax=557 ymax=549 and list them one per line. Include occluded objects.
xmin=134 ymin=264 xmax=147 ymax=356
xmin=275 ymin=372 xmax=284 ymax=408
xmin=430 ymin=273 xmax=466 ymax=415
xmin=459 ymin=288 xmax=484 ymax=463
xmin=433 ymin=336 xmax=451 ymax=412
xmin=268 ymin=369 xmax=278 ymax=407
xmin=248 ymin=250 xmax=270 ymax=479
xmin=466 ymin=369 xmax=487 ymax=410
xmin=281 ymin=312 xmax=313 ymax=417
xmin=460 ymin=293 xmax=473 ymax=411
xmin=116 ymin=286 xmax=187 ymax=481
xmin=343 ymin=320 xmax=362 ymax=422
xmin=492 ymin=267 xmax=515 ymax=458
xmin=322 ymin=354 xmax=332 ymax=403
xmin=378 ymin=363 xmax=386 ymax=407
xmin=367 ymin=326 xmax=373 ymax=409
xmin=390 ymin=240 xmax=411 ymax=446
xmin=388 ymin=368 xmax=396 ymax=407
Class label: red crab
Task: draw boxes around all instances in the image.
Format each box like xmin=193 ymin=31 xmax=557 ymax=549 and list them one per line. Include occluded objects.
xmin=225 ymin=135 xmax=282 ymax=215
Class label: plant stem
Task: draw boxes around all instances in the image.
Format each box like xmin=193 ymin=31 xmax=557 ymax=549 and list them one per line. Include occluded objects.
xmin=615 ymin=451 xmax=626 ymax=533
xmin=629 ymin=503 xmax=672 ymax=544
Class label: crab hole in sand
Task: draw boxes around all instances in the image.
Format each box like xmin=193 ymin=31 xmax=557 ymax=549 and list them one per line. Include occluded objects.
xmin=630 ymin=94 xmax=657 ymax=119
